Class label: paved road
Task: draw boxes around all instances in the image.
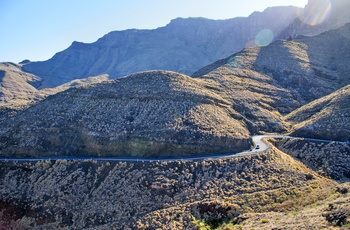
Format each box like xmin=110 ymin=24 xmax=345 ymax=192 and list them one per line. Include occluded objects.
xmin=0 ymin=135 xmax=312 ymax=163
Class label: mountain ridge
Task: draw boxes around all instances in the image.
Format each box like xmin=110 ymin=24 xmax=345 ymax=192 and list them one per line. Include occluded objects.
xmin=21 ymin=6 xmax=301 ymax=88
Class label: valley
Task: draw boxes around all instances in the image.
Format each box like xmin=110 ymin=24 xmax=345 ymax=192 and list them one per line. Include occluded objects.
xmin=0 ymin=0 xmax=350 ymax=229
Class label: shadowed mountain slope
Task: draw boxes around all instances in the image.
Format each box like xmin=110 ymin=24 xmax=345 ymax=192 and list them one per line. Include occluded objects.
xmin=22 ymin=6 xmax=300 ymax=88
xmin=286 ymin=84 xmax=350 ymax=141
xmin=192 ymin=23 xmax=350 ymax=125
xmin=0 ymin=71 xmax=252 ymax=158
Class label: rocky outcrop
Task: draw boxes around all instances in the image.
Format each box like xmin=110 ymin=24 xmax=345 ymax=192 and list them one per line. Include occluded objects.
xmin=22 ymin=6 xmax=300 ymax=88
xmin=0 ymin=71 xmax=252 ymax=158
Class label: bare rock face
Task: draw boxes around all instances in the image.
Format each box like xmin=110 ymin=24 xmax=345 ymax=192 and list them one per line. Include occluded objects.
xmin=22 ymin=6 xmax=300 ymax=89
xmin=0 ymin=71 xmax=252 ymax=158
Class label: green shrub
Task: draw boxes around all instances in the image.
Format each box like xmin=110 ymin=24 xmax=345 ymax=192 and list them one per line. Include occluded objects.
xmin=261 ymin=219 xmax=270 ymax=224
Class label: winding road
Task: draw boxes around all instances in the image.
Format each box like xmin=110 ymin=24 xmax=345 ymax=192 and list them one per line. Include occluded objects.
xmin=0 ymin=135 xmax=290 ymax=163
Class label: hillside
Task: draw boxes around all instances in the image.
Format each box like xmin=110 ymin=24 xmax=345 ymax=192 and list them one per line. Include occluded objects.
xmin=0 ymin=71 xmax=252 ymax=158
xmin=193 ymin=23 xmax=350 ymax=119
xmin=0 ymin=146 xmax=338 ymax=229
xmin=0 ymin=62 xmax=42 ymax=106
xmin=21 ymin=6 xmax=300 ymax=88
xmin=1 ymin=1 xmax=350 ymax=229
xmin=286 ymin=84 xmax=350 ymax=141
xmin=274 ymin=137 xmax=350 ymax=181
xmin=0 ymin=61 xmax=109 ymax=108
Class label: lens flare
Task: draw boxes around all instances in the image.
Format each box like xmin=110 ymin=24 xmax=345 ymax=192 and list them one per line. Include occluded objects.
xmin=255 ymin=29 xmax=274 ymax=47
xmin=301 ymin=0 xmax=332 ymax=26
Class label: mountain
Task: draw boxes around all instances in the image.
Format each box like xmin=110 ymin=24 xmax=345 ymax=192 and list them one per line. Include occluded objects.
xmin=0 ymin=62 xmax=109 ymax=108
xmin=0 ymin=71 xmax=252 ymax=158
xmin=2 ymin=23 xmax=350 ymax=158
xmin=192 ymin=23 xmax=350 ymax=132
xmin=2 ymin=0 xmax=349 ymax=106
xmin=21 ymin=6 xmax=300 ymax=88
xmin=18 ymin=1 xmax=350 ymax=90
xmin=286 ymin=84 xmax=350 ymax=141
xmin=0 ymin=62 xmax=42 ymax=106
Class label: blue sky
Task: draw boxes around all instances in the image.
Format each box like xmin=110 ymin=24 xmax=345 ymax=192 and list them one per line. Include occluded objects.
xmin=0 ymin=0 xmax=308 ymax=63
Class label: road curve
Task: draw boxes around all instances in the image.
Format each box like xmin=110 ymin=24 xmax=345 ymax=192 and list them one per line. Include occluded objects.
xmin=0 ymin=135 xmax=289 ymax=163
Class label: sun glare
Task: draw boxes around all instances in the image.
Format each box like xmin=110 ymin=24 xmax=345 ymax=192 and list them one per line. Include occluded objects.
xmin=300 ymin=0 xmax=332 ymax=26
xmin=255 ymin=29 xmax=274 ymax=47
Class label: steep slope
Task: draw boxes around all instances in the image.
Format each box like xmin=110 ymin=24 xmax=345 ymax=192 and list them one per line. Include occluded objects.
xmin=275 ymin=137 xmax=350 ymax=181
xmin=22 ymin=6 xmax=300 ymax=88
xmin=286 ymin=84 xmax=350 ymax=141
xmin=192 ymin=23 xmax=350 ymax=127
xmin=0 ymin=71 xmax=252 ymax=158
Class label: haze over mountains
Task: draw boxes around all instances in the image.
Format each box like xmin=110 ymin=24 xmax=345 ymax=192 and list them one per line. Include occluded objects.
xmin=281 ymin=0 xmax=350 ymax=37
